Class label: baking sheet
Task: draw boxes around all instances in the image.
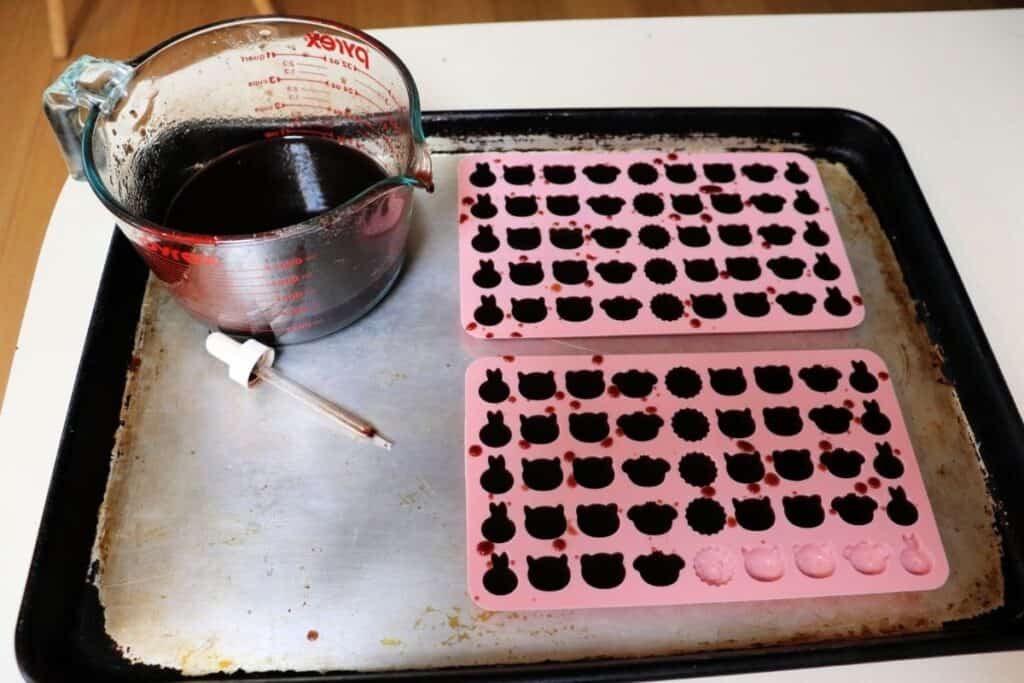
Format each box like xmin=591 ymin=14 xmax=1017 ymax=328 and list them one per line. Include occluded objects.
xmin=92 ymin=135 xmax=1002 ymax=676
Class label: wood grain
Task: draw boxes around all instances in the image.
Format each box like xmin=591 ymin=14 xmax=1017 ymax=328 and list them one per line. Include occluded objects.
xmin=0 ymin=0 xmax=1017 ymax=403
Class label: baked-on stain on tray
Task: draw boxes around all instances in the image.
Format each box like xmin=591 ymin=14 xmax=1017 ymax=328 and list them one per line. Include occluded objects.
xmin=464 ymin=350 xmax=947 ymax=610
xmin=458 ymin=152 xmax=864 ymax=338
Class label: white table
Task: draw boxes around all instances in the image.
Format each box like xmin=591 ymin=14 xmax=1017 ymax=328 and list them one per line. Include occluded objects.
xmin=3 ymin=10 xmax=1022 ymax=681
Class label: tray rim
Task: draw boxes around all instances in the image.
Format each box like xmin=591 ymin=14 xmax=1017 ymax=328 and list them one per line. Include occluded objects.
xmin=15 ymin=106 xmax=1024 ymax=682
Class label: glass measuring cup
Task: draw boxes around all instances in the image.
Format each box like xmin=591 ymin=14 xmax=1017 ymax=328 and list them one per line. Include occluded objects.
xmin=44 ymin=17 xmax=432 ymax=344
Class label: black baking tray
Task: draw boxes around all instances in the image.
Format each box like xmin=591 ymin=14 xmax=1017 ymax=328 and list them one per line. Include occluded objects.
xmin=15 ymin=108 xmax=1024 ymax=681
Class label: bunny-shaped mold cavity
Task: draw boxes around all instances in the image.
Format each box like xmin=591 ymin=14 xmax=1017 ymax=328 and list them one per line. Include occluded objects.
xmin=873 ymin=442 xmax=904 ymax=479
xmin=506 ymin=226 xmax=541 ymax=250
xmin=861 ymin=400 xmax=891 ymax=435
xmin=725 ymin=256 xmax=761 ymax=280
xmin=741 ymin=163 xmax=777 ymax=183
xmin=802 ymin=220 xmax=829 ymax=246
xmin=543 ymin=164 xmax=576 ymax=184
xmin=678 ymin=452 xmax=717 ymax=487
xmin=588 ymin=195 xmax=627 ymax=217
xmin=750 ymin=194 xmax=786 ymax=213
xmin=480 ymin=411 xmax=512 ymax=447
xmin=565 ymin=369 xmax=604 ymax=399
xmin=617 ymin=412 xmax=665 ymax=441
xmin=576 ymin=503 xmax=620 ymax=537
xmin=678 ymin=224 xmax=712 ymax=247
xmin=517 ymin=371 xmax=556 ymax=400
xmin=793 ymin=189 xmax=819 ymax=214
xmin=471 ymin=194 xmax=498 ymax=219
xmin=710 ymin=193 xmax=743 ymax=214
xmin=646 ymin=258 xmax=678 ymax=284
xmin=568 ymin=412 xmax=610 ymax=443
xmin=519 ymin=413 xmax=559 ymax=444
xmin=758 ymin=224 xmax=795 ymax=245
xmin=686 ymin=498 xmax=727 ymax=535
xmin=831 ymin=493 xmax=877 ymax=525
xmin=691 ymin=293 xmax=727 ymax=319
xmin=471 ymin=225 xmax=500 ymax=253
xmin=483 ymin=552 xmax=518 ymax=595
xmin=813 ymin=252 xmax=840 ymax=280
xmin=783 ymin=494 xmax=825 ymax=528
xmin=481 ymin=502 xmax=516 ymax=543
xmin=772 ymin=448 xmax=813 ymax=481
xmin=611 ymin=370 xmax=657 ymax=398
xmin=634 ymin=551 xmax=686 ymax=586
xmin=469 ymin=162 xmax=496 ymax=187
xmin=820 ymin=448 xmax=865 ymax=478
xmin=505 ymin=195 xmax=537 ymax=217
xmin=639 ymin=224 xmax=671 ymax=249
xmin=634 ymin=193 xmax=665 ymax=216
xmin=582 ymin=164 xmax=620 ymax=184
xmin=765 ymin=256 xmax=805 ymax=279
xmin=480 ymin=455 xmax=514 ymax=494
xmin=694 ymin=546 xmax=734 ymax=586
xmin=683 ymin=258 xmax=717 ymax=282
xmin=754 ymin=365 xmax=793 ymax=394
xmin=473 ymin=260 xmax=501 ymax=288
xmin=474 ymin=295 xmax=505 ymax=327
xmin=734 ymin=292 xmax=771 ymax=318
xmin=717 ymin=224 xmax=752 ymax=247
xmin=600 ymin=296 xmax=643 ymax=321
xmin=546 ymin=195 xmax=580 ymax=217
xmin=776 ymin=292 xmax=816 ymax=316
xmin=556 ymin=297 xmax=593 ymax=322
xmin=844 ymin=541 xmax=889 ymax=575
xmin=549 ymin=227 xmax=584 ymax=249
xmin=650 ymin=293 xmax=685 ymax=321
xmin=526 ymin=554 xmax=570 ymax=591
xmin=524 ymin=504 xmax=567 ymax=539
xmin=733 ymin=497 xmax=775 ymax=531
xmin=672 ymin=194 xmax=704 ymax=215
xmin=666 ymin=163 xmax=697 ymax=183
xmin=665 ymin=366 xmax=703 ymax=398
xmin=595 ymin=260 xmax=637 ymax=284
xmin=478 ymin=369 xmax=510 ymax=403
xmin=510 ymin=297 xmax=547 ymax=324
xmin=503 ymin=164 xmax=534 ymax=185
xmin=808 ymin=404 xmax=853 ymax=434
xmin=900 ymin=534 xmax=933 ymax=575
xmin=703 ymin=163 xmax=735 ymax=183
xmin=849 ymin=360 xmax=879 ymax=393
xmin=794 ymin=542 xmax=835 ymax=578
xmin=581 ymin=552 xmax=627 ymax=589
xmin=886 ymin=486 xmax=919 ymax=526
xmin=716 ymin=408 xmax=755 ymax=439
xmin=673 ymin=408 xmax=711 ymax=441
xmin=521 ymin=457 xmax=563 ymax=491
xmin=572 ymin=456 xmax=615 ymax=489
xmin=508 ymin=260 xmax=544 ymax=285
xmin=709 ymin=367 xmax=746 ymax=395
xmin=742 ymin=544 xmax=784 ymax=581
xmin=823 ymin=287 xmax=852 ymax=317
xmin=591 ymin=226 xmax=631 ymax=248
xmin=784 ymin=161 xmax=809 ymax=184
xmin=627 ymin=502 xmax=678 ymax=535
xmin=798 ymin=364 xmax=841 ymax=392
xmin=628 ymin=162 xmax=659 ymax=185
xmin=622 ymin=455 xmax=671 ymax=487
xmin=552 ymin=259 xmax=589 ymax=284
xmin=725 ymin=451 xmax=765 ymax=484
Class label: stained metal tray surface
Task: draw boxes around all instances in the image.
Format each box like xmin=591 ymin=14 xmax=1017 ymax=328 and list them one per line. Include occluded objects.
xmin=16 ymin=109 xmax=1024 ymax=681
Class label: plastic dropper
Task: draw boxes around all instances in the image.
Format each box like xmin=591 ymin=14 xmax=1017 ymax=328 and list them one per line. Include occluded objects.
xmin=205 ymin=332 xmax=392 ymax=450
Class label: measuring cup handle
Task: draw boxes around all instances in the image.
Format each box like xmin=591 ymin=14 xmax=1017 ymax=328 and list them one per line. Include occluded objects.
xmin=43 ymin=56 xmax=134 ymax=179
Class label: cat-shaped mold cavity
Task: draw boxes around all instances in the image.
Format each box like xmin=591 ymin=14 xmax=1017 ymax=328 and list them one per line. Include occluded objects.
xmin=526 ymin=554 xmax=570 ymax=591
xmin=517 ymin=371 xmax=556 ymax=400
xmin=521 ymin=457 xmax=563 ymax=491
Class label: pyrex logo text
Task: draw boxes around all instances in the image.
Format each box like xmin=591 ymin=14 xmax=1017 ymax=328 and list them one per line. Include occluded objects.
xmin=305 ymin=31 xmax=370 ymax=68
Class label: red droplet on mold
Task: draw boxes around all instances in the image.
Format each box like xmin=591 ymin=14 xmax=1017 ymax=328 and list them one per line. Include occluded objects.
xmin=601 ymin=437 xmax=614 ymax=448
xmin=690 ymin=319 xmax=702 ymax=328
xmin=879 ymin=371 xmax=890 ymax=381
xmin=607 ymin=386 xmax=621 ymax=397
xmin=764 ymin=473 xmax=780 ymax=486
xmin=766 ymin=286 xmax=776 ymax=294
xmin=843 ymin=399 xmax=854 ymax=408
xmin=853 ymin=416 xmax=861 ymax=424
xmin=747 ymin=483 xmax=761 ymax=494
xmin=868 ymin=477 xmax=881 ymax=489
xmin=727 ymin=517 xmax=737 ymax=527
xmin=855 ymin=482 xmax=868 ymax=494
xmin=567 ymin=523 xmax=579 ymax=535
xmin=584 ymin=234 xmax=593 ymax=242
xmin=488 ymin=493 xmax=493 ymax=499
xmin=569 ymin=400 xmax=581 ymax=409
xmin=566 ymin=475 xmax=577 ymax=488
xmin=765 ymin=454 xmax=774 ymax=463
xmin=518 ymin=254 xmax=528 ymax=262
xmin=894 ymin=448 xmax=901 ymax=454
xmin=552 ymin=538 xmax=567 ymax=551
xmin=700 ymin=185 xmax=722 ymax=194
xmin=719 ymin=271 xmax=730 ymax=279
xmin=829 ymin=508 xmax=837 ymax=515
xmin=667 ymin=152 xmax=678 ymax=161
xmin=569 ymin=220 xmax=577 ymax=226
xmin=585 ymin=253 xmax=597 ymax=261
xmin=521 ymin=484 xmax=529 ymax=491
xmin=468 ymin=445 xmax=483 ymax=457
xmin=545 ymin=405 xmax=556 ymax=414
xmin=592 ymin=354 xmax=604 ymax=365
xmin=614 ymin=427 xmax=625 ymax=437
xmin=668 ymin=213 xmax=681 ymax=221
xmin=761 ymin=242 xmax=771 ymax=249
xmin=466 ymin=322 xmax=478 ymax=331
xmin=485 ymin=332 xmax=494 ymax=339
xmin=508 ymin=396 xmax=517 ymax=403
xmin=819 ymin=440 xmax=832 ymax=451
xmin=736 ymin=440 xmax=755 ymax=452
xmin=563 ymin=451 xmax=576 ymax=461
xmin=700 ymin=213 xmax=712 ymax=223
xmin=555 ymin=391 xmax=566 ymax=400
xmin=477 ymin=541 xmax=494 ymax=555
xmin=818 ymin=462 xmax=829 ymax=471
xmin=852 ymin=295 xmax=864 ymax=305
xmin=518 ymin=439 xmax=531 ymax=449
xmin=584 ymin=280 xmax=595 ymax=287
xmin=645 ymin=405 xmax=658 ymax=414
xmin=459 ymin=214 xmax=469 ymax=223
xmin=461 ymin=197 xmax=474 ymax=206
xmin=502 ymin=355 xmax=515 ymax=362
xmin=551 ymin=283 xmax=562 ymax=292
xmin=510 ymin=331 xmax=522 ymax=338
xmin=701 ymin=486 xmax=716 ymax=497
xmin=653 ymin=157 xmax=663 ymax=164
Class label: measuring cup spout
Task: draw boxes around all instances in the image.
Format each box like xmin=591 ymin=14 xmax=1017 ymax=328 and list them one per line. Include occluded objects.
xmin=408 ymin=140 xmax=434 ymax=192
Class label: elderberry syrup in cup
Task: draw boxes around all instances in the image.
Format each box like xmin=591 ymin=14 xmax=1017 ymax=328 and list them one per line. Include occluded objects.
xmin=44 ymin=17 xmax=432 ymax=343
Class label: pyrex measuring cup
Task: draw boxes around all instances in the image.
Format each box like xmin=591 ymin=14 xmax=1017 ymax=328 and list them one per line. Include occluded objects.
xmin=44 ymin=17 xmax=432 ymax=344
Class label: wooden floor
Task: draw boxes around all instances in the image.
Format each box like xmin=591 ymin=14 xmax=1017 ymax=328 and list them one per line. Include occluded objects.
xmin=0 ymin=0 xmax=1016 ymax=402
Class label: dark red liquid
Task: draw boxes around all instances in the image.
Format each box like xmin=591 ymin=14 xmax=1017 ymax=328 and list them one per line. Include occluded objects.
xmin=163 ymin=136 xmax=387 ymax=235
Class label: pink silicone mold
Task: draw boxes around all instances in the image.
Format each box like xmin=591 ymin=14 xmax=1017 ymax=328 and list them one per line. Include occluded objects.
xmin=464 ymin=350 xmax=948 ymax=610
xmin=458 ymin=151 xmax=864 ymax=339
